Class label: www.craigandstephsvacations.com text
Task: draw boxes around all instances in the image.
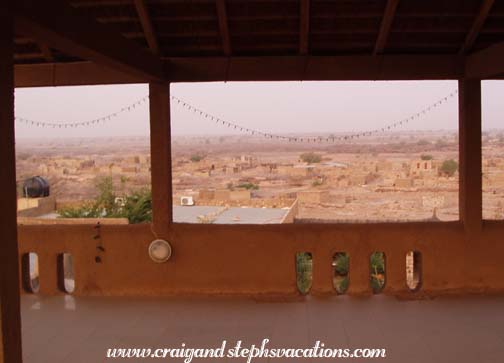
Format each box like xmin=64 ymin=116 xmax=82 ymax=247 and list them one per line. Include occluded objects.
xmin=106 ymin=339 xmax=386 ymax=362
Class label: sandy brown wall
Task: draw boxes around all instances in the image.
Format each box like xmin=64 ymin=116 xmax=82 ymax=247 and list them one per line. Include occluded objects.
xmin=16 ymin=221 xmax=504 ymax=298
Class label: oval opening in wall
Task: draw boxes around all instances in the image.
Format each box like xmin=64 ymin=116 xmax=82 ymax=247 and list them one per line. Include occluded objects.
xmin=58 ymin=253 xmax=75 ymax=294
xmin=406 ymin=251 xmax=422 ymax=291
xmin=370 ymin=252 xmax=386 ymax=294
xmin=22 ymin=252 xmax=40 ymax=293
xmin=333 ymin=252 xmax=349 ymax=294
xmin=296 ymin=252 xmax=312 ymax=295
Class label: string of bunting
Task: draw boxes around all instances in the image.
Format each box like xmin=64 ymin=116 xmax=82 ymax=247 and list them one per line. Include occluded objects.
xmin=15 ymin=96 xmax=149 ymax=129
xmin=15 ymin=90 xmax=457 ymax=143
xmin=170 ymin=90 xmax=458 ymax=143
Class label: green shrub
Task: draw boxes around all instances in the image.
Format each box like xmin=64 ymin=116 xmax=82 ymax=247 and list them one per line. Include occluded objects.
xmin=370 ymin=252 xmax=385 ymax=293
xmin=236 ymin=182 xmax=259 ymax=190
xmin=370 ymin=276 xmax=385 ymax=294
xmin=300 ymin=152 xmax=322 ymax=164
xmin=440 ymin=159 xmax=458 ymax=177
xmin=58 ymin=176 xmax=152 ymax=224
xmin=296 ymin=253 xmax=313 ymax=295
xmin=436 ymin=138 xmax=449 ymax=148
xmin=190 ymin=154 xmax=204 ymax=162
xmin=420 ymin=154 xmax=433 ymax=160
xmin=122 ymin=189 xmax=152 ymax=224
xmin=333 ymin=253 xmax=349 ymax=294
xmin=334 ymin=276 xmax=349 ymax=294
xmin=334 ymin=253 xmax=349 ymax=276
xmin=370 ymin=252 xmax=385 ymax=274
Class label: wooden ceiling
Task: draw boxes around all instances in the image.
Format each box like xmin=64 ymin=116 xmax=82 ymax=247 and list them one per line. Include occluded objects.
xmin=13 ymin=0 xmax=504 ymax=65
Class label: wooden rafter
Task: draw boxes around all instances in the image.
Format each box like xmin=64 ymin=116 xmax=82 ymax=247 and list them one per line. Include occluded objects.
xmin=459 ymin=0 xmax=495 ymax=54
xmin=374 ymin=0 xmax=400 ymax=55
xmin=216 ymin=0 xmax=231 ymax=56
xmin=133 ymin=0 xmax=160 ymax=55
xmin=13 ymin=0 xmax=166 ymax=82
xmin=299 ymin=0 xmax=310 ymax=55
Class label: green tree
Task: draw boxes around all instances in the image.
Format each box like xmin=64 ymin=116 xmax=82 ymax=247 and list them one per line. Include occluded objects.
xmin=94 ymin=176 xmax=117 ymax=213
xmin=58 ymin=177 xmax=152 ymax=224
xmin=370 ymin=252 xmax=385 ymax=274
xmin=370 ymin=252 xmax=385 ymax=293
xmin=334 ymin=253 xmax=349 ymax=276
xmin=420 ymin=154 xmax=433 ymax=160
xmin=435 ymin=138 xmax=449 ymax=148
xmin=121 ymin=189 xmax=152 ymax=224
xmin=333 ymin=253 xmax=349 ymax=294
xmin=440 ymin=159 xmax=458 ymax=177
xmin=190 ymin=154 xmax=204 ymax=162
xmin=296 ymin=253 xmax=313 ymax=295
xmin=300 ymin=152 xmax=322 ymax=164
xmin=236 ymin=182 xmax=259 ymax=190
xmin=59 ymin=176 xmax=117 ymax=218
xmin=336 ymin=276 xmax=349 ymax=294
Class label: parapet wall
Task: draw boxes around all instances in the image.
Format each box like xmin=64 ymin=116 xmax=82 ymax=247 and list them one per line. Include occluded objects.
xmin=16 ymin=221 xmax=504 ymax=298
xmin=17 ymin=196 xmax=56 ymax=217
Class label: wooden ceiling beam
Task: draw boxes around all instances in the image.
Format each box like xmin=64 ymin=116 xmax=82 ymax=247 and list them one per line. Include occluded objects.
xmin=466 ymin=41 xmax=504 ymax=78
xmin=133 ymin=0 xmax=160 ymax=55
xmin=216 ymin=0 xmax=231 ymax=56
xmin=459 ymin=0 xmax=495 ymax=54
xmin=167 ymin=55 xmax=464 ymax=82
xmin=299 ymin=0 xmax=310 ymax=55
xmin=13 ymin=0 xmax=166 ymax=82
xmin=15 ymin=55 xmax=464 ymax=87
xmin=15 ymin=61 xmax=143 ymax=87
xmin=374 ymin=0 xmax=400 ymax=55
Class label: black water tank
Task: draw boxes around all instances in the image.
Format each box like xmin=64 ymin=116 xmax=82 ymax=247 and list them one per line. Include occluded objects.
xmin=22 ymin=176 xmax=50 ymax=198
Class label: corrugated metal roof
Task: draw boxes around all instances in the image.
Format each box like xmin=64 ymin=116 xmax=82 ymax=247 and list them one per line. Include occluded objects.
xmin=173 ymin=205 xmax=289 ymax=224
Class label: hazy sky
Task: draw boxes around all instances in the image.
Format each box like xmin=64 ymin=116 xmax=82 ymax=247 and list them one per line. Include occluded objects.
xmin=13 ymin=80 xmax=504 ymax=139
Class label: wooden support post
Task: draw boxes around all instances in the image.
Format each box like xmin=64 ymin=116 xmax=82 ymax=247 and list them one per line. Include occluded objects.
xmin=0 ymin=5 xmax=24 ymax=363
xmin=149 ymin=83 xmax=173 ymax=236
xmin=458 ymin=79 xmax=482 ymax=235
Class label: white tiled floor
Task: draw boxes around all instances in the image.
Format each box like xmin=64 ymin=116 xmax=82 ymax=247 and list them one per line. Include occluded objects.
xmin=21 ymin=294 xmax=504 ymax=362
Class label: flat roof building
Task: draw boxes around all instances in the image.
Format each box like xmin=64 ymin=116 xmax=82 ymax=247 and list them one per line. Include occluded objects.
xmin=173 ymin=205 xmax=294 ymax=224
